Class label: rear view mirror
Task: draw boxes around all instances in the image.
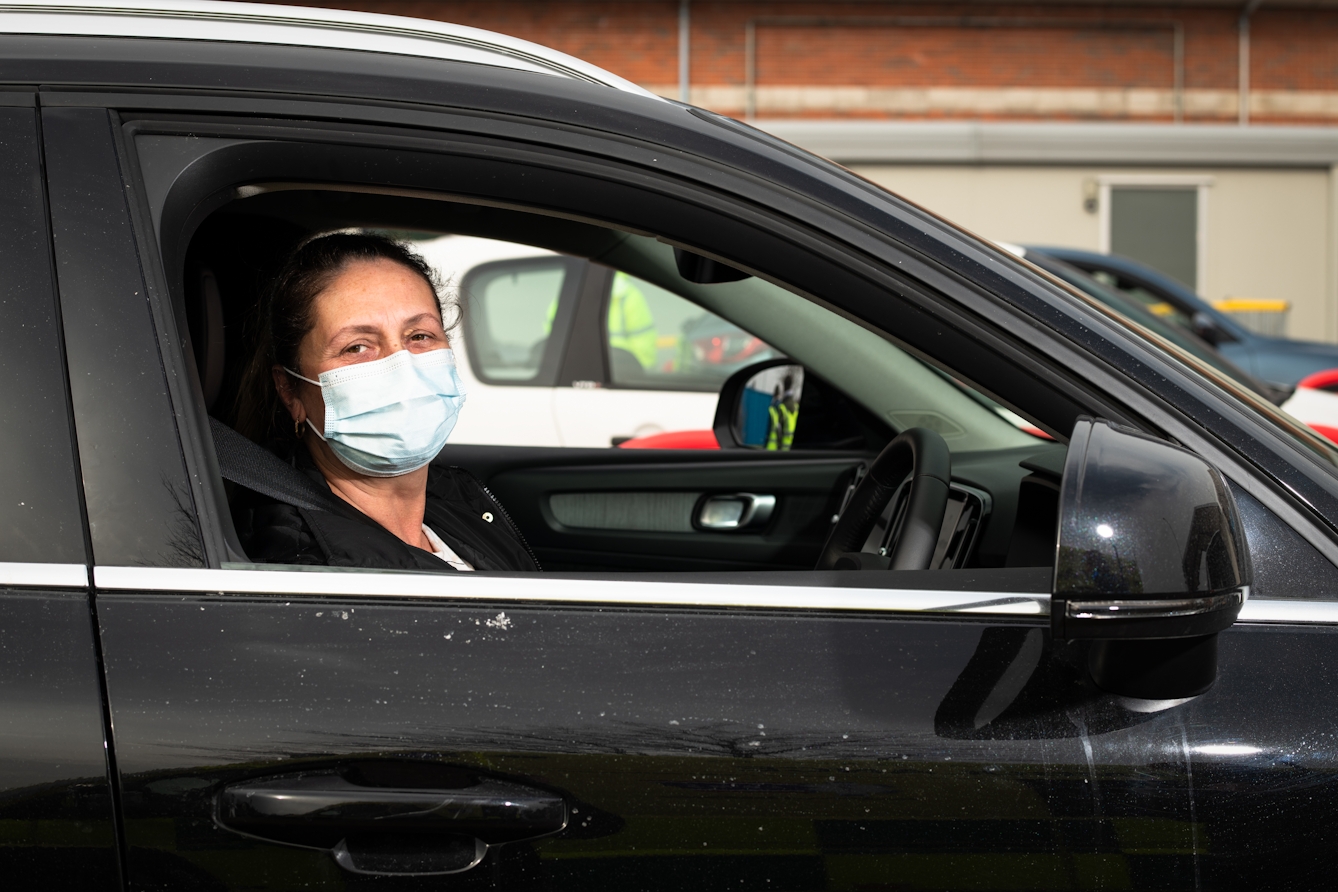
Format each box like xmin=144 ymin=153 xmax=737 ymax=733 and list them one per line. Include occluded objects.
xmin=1053 ymin=418 xmax=1249 ymax=699
xmin=712 ymin=359 xmax=805 ymax=450
xmin=674 ymin=247 xmax=751 ymax=284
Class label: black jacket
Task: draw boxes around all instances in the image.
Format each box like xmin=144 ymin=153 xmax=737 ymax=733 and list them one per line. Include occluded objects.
xmin=236 ymin=460 xmax=540 ymax=573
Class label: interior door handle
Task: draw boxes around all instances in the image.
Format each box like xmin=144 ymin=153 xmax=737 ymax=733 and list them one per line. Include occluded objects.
xmin=694 ymin=492 xmax=776 ymax=531
xmin=216 ymin=769 xmax=567 ymax=876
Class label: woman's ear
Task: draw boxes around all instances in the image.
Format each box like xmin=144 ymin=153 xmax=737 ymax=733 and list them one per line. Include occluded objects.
xmin=272 ymin=365 xmax=304 ymax=422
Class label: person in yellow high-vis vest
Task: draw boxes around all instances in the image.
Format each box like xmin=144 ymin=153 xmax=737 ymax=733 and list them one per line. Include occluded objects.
xmin=765 ymin=379 xmax=799 ymax=451
xmin=607 ymin=272 xmax=658 ymax=370
xmin=540 ymin=273 xmax=657 ymax=372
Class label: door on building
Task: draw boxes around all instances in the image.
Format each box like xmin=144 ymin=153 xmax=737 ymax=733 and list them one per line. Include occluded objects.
xmin=1106 ymin=184 xmax=1203 ymax=293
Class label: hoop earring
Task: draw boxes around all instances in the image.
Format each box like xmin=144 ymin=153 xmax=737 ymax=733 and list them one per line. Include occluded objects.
xmin=294 ymin=418 xmax=305 ymax=439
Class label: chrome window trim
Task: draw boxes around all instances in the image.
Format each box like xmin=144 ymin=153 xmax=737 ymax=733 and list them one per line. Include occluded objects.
xmin=1066 ymin=590 xmax=1245 ymax=621
xmin=0 ymin=562 xmax=89 ymax=588
xmin=0 ymin=0 xmax=659 ymax=96
xmin=94 ymin=565 xmax=1048 ymax=616
xmin=91 ymin=566 xmax=1338 ymax=623
xmin=1237 ymin=599 xmax=1338 ymax=625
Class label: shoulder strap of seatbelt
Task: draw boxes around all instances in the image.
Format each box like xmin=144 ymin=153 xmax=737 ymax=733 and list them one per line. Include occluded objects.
xmin=208 ymin=416 xmax=342 ymax=514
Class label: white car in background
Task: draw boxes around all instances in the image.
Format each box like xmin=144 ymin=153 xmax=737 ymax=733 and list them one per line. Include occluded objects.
xmin=414 ymin=234 xmax=780 ymax=448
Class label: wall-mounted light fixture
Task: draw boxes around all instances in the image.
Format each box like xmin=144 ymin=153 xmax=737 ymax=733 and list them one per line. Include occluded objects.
xmin=1082 ymin=178 xmax=1099 ymax=214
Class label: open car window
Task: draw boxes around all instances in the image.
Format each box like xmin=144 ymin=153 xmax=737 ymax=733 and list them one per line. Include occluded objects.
xmin=178 ymin=184 xmax=1060 ymax=581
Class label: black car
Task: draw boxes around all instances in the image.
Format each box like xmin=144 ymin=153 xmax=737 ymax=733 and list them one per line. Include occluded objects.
xmin=4 ymin=3 xmax=1338 ymax=891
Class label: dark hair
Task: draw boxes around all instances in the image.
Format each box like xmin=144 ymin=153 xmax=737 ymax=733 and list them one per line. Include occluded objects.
xmin=233 ymin=231 xmax=447 ymax=449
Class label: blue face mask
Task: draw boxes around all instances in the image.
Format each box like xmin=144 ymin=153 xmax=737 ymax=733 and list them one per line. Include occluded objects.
xmin=287 ymin=348 xmax=467 ymax=477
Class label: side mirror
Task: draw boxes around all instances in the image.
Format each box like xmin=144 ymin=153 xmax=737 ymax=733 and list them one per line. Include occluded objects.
xmin=674 ymin=247 xmax=751 ymax=284
xmin=1053 ymin=418 xmax=1249 ymax=699
xmin=713 ymin=359 xmax=894 ymax=451
xmin=712 ymin=359 xmax=805 ymax=449
xmin=1190 ymin=310 xmax=1228 ymax=346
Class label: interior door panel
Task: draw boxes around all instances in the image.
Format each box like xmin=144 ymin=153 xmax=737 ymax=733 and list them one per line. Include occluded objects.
xmin=438 ymin=444 xmax=868 ymax=571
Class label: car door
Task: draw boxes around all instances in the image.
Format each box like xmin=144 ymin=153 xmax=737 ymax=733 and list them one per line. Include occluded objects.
xmin=0 ymin=99 xmax=119 ymax=889
xmin=55 ymin=89 xmax=1338 ymax=892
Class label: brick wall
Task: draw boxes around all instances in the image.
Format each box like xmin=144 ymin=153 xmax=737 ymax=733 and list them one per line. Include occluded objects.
xmin=260 ymin=1 xmax=1338 ymax=122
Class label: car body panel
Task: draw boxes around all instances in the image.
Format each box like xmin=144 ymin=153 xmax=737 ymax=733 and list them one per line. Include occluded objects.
xmin=94 ymin=590 xmax=1338 ymax=891
xmin=0 ymin=590 xmax=120 ymax=890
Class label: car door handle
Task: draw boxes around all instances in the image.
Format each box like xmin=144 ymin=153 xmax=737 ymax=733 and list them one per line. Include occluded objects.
xmin=694 ymin=493 xmax=776 ymax=531
xmin=216 ymin=770 xmax=567 ymax=876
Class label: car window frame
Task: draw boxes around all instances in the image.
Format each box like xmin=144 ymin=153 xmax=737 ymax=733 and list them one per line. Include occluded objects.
xmin=105 ymin=96 xmax=1338 ymax=579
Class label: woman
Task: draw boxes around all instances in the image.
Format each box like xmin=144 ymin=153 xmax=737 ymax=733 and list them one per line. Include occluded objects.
xmin=232 ymin=232 xmax=539 ymax=572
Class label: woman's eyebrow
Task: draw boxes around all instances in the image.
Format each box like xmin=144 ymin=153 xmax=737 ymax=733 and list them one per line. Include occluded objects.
xmin=327 ymin=323 xmax=381 ymax=342
xmin=325 ymin=314 xmax=442 ymax=346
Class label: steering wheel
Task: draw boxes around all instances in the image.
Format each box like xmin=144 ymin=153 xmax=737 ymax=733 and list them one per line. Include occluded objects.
xmin=816 ymin=427 xmax=952 ymax=571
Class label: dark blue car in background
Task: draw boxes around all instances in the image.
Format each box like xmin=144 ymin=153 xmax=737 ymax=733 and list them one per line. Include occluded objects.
xmin=1031 ymin=245 xmax=1338 ymax=388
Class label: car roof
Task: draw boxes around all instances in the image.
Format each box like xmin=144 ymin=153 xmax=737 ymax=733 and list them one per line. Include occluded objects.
xmin=0 ymin=0 xmax=659 ymax=96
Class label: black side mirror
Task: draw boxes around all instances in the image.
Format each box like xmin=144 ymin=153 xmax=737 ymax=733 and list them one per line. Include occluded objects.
xmin=712 ymin=358 xmax=804 ymax=449
xmin=1053 ymin=418 xmax=1249 ymax=699
xmin=714 ymin=359 xmax=894 ymax=451
xmin=674 ymin=247 xmax=750 ymax=284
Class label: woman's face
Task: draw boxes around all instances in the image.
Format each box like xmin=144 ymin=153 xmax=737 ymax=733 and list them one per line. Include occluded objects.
xmin=275 ymin=257 xmax=447 ymax=435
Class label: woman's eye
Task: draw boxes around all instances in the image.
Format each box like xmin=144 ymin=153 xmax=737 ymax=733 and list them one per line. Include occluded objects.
xmin=345 ymin=344 xmax=367 ymax=355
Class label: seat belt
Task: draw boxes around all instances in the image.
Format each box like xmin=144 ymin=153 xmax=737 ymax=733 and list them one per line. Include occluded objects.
xmin=208 ymin=416 xmax=343 ymax=513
